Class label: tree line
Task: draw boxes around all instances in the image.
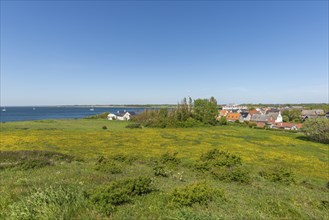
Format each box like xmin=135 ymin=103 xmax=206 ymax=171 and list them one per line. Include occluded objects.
xmin=131 ymin=97 xmax=218 ymax=128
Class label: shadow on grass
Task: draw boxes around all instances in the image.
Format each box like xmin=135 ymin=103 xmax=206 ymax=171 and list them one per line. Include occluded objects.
xmin=296 ymin=136 xmax=312 ymax=142
xmin=0 ymin=150 xmax=78 ymax=170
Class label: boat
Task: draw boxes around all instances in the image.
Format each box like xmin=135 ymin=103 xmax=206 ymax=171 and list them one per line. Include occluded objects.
xmin=2 ymin=107 xmax=6 ymax=112
xmin=33 ymin=107 xmax=36 ymax=110
xmin=90 ymin=106 xmax=94 ymax=111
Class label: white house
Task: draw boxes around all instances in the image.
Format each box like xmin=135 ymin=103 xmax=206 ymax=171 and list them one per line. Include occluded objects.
xmin=107 ymin=113 xmax=117 ymax=120
xmin=107 ymin=111 xmax=136 ymax=121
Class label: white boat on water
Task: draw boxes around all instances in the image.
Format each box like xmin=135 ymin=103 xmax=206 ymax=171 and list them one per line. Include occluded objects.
xmin=90 ymin=106 xmax=94 ymax=111
xmin=2 ymin=107 xmax=6 ymax=112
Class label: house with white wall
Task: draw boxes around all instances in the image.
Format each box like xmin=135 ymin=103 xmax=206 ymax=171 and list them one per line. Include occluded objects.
xmin=107 ymin=111 xmax=136 ymax=121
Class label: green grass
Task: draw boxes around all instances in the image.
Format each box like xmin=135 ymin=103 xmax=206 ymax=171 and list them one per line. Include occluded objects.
xmin=0 ymin=119 xmax=328 ymax=219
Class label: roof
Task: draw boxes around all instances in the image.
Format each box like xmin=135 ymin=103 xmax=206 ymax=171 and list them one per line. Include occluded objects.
xmin=266 ymin=109 xmax=280 ymax=114
xmin=302 ymin=109 xmax=324 ymax=116
xmin=249 ymin=109 xmax=260 ymax=115
xmin=218 ymin=110 xmax=228 ymax=116
xmin=240 ymin=112 xmax=249 ymax=118
xmin=226 ymin=113 xmax=241 ymax=121
xmin=250 ymin=114 xmax=270 ymax=122
xmin=112 ymin=111 xmax=136 ymax=117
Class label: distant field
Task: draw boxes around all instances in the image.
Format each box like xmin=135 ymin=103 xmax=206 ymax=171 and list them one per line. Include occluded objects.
xmin=0 ymin=119 xmax=328 ymax=219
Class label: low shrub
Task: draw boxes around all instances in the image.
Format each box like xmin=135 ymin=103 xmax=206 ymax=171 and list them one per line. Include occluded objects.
xmin=90 ymin=176 xmax=154 ymax=215
xmin=153 ymin=165 xmax=169 ymax=177
xmin=95 ymin=156 xmax=122 ymax=174
xmin=170 ymin=182 xmax=224 ymax=207
xmin=7 ymin=185 xmax=86 ymax=220
xmin=110 ymin=154 xmax=138 ymax=165
xmin=211 ymin=166 xmax=251 ymax=183
xmin=102 ymin=126 xmax=107 ymax=130
xmin=259 ymin=166 xmax=296 ymax=185
xmin=125 ymin=123 xmax=142 ymax=129
xmin=160 ymin=151 xmax=180 ymax=165
xmin=200 ymin=149 xmax=242 ymax=168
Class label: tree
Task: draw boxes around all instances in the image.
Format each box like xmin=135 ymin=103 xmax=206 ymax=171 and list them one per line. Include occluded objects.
xmin=282 ymin=115 xmax=289 ymax=122
xmin=302 ymin=118 xmax=329 ymax=144
xmin=282 ymin=109 xmax=302 ymax=122
xmin=218 ymin=117 xmax=227 ymax=125
xmin=193 ymin=97 xmax=218 ymax=125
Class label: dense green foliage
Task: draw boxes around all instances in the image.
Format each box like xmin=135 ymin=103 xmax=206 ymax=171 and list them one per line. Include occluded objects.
xmin=90 ymin=176 xmax=153 ymax=215
xmin=132 ymin=97 xmax=218 ymax=127
xmin=193 ymin=97 xmax=218 ymax=125
xmin=282 ymin=109 xmax=302 ymax=122
xmin=170 ymin=182 xmax=224 ymax=207
xmin=95 ymin=156 xmax=123 ymax=174
xmin=302 ymin=118 xmax=329 ymax=144
xmin=259 ymin=166 xmax=296 ymax=185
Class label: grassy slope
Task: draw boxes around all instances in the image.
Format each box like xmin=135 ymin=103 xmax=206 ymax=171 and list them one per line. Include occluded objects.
xmin=0 ymin=119 xmax=328 ymax=219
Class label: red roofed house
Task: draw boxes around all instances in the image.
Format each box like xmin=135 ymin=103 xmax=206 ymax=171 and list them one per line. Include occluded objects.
xmin=217 ymin=110 xmax=229 ymax=120
xmin=244 ymin=109 xmax=261 ymax=122
xmin=226 ymin=113 xmax=241 ymax=122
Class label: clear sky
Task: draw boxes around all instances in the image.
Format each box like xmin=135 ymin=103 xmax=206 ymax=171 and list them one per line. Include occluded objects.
xmin=1 ymin=0 xmax=328 ymax=106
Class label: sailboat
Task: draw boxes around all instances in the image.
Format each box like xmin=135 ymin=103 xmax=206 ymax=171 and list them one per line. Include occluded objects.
xmin=2 ymin=107 xmax=6 ymax=112
xmin=90 ymin=106 xmax=94 ymax=111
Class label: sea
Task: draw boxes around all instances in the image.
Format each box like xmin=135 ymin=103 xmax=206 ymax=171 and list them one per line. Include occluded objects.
xmin=0 ymin=106 xmax=148 ymax=122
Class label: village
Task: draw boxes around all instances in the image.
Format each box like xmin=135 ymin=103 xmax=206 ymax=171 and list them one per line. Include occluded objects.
xmin=218 ymin=105 xmax=328 ymax=130
xmin=106 ymin=104 xmax=329 ymax=131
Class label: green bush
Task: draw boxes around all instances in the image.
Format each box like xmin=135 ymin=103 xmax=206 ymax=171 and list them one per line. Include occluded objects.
xmin=153 ymin=165 xmax=169 ymax=177
xmin=102 ymin=125 xmax=108 ymax=130
xmin=110 ymin=153 xmax=138 ymax=165
xmin=7 ymin=185 xmax=85 ymax=220
xmin=126 ymin=123 xmax=142 ymax=129
xmin=95 ymin=156 xmax=122 ymax=174
xmin=200 ymin=149 xmax=242 ymax=168
xmin=259 ymin=166 xmax=296 ymax=185
xmin=160 ymin=151 xmax=180 ymax=165
xmin=249 ymin=122 xmax=257 ymax=128
xmin=90 ymin=176 xmax=154 ymax=215
xmin=218 ymin=117 xmax=227 ymax=125
xmin=170 ymin=182 xmax=224 ymax=207
xmin=211 ymin=166 xmax=251 ymax=183
xmin=302 ymin=118 xmax=329 ymax=144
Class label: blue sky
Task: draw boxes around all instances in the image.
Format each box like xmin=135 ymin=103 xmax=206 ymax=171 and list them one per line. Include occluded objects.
xmin=1 ymin=0 xmax=328 ymax=105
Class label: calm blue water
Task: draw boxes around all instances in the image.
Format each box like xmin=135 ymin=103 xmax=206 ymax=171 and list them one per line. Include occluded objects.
xmin=0 ymin=107 xmax=147 ymax=122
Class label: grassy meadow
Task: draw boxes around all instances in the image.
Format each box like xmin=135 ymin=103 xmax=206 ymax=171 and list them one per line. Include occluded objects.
xmin=0 ymin=119 xmax=328 ymax=219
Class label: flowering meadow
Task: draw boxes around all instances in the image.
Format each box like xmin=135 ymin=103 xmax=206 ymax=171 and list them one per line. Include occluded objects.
xmin=0 ymin=119 xmax=328 ymax=219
